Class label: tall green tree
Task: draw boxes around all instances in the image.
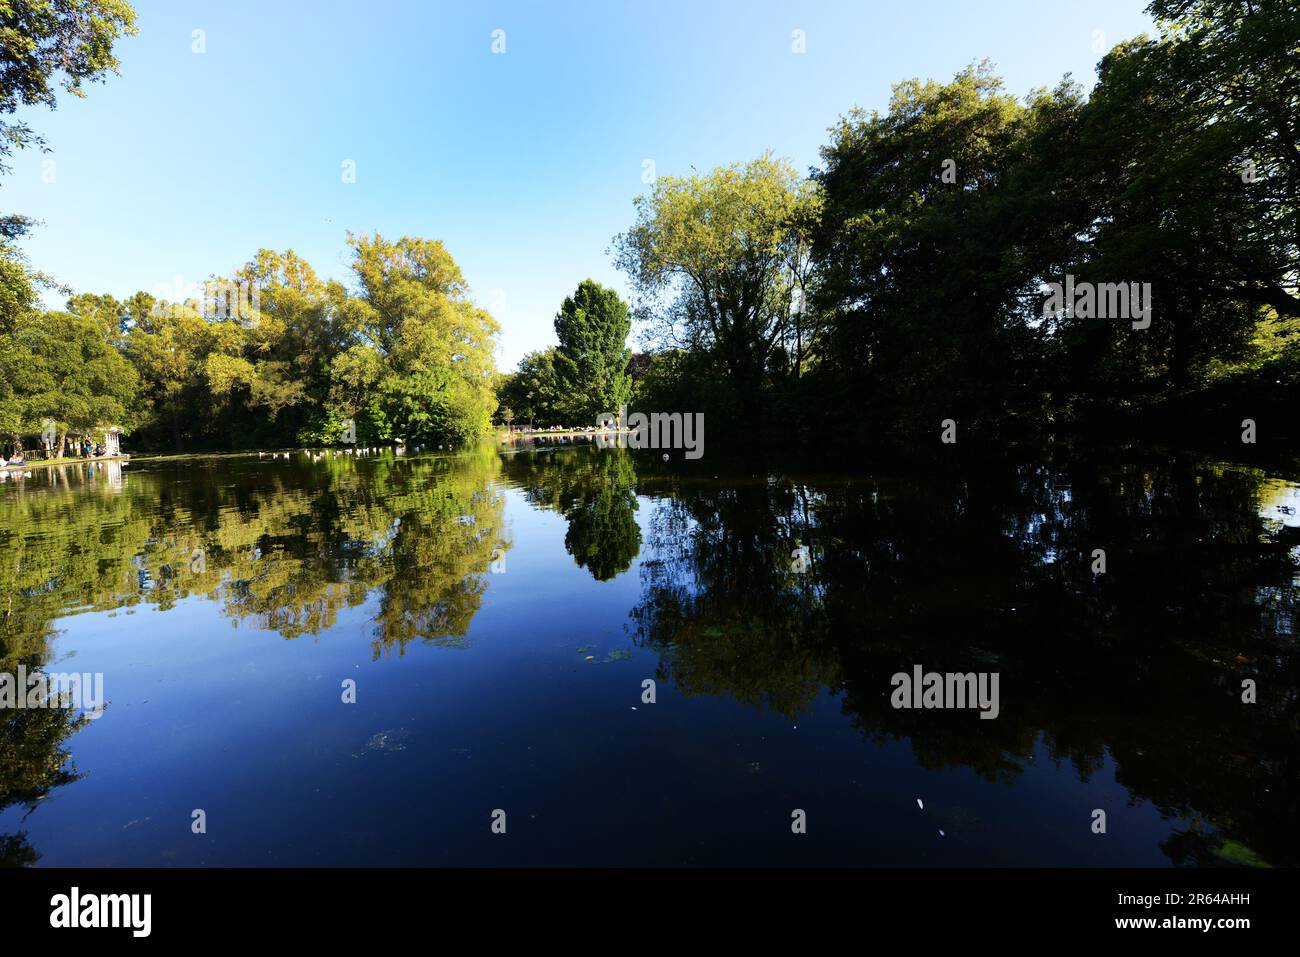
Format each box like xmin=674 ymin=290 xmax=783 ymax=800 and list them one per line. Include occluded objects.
xmin=11 ymin=308 xmax=137 ymax=453
xmin=0 ymin=216 xmax=43 ymax=435
xmin=615 ymin=153 xmax=821 ymax=418
xmin=1146 ymin=0 xmax=1298 ymax=321
xmin=235 ymin=249 xmax=355 ymax=442
xmin=125 ymin=294 xmax=230 ymax=450
xmin=814 ymin=63 xmax=1066 ymax=428
xmin=552 ymin=279 xmax=631 ymax=423
xmin=340 ymin=233 xmax=500 ymax=446
xmin=1053 ymin=0 xmax=1299 ymax=394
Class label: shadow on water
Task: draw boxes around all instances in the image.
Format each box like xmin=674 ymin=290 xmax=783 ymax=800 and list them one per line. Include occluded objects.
xmin=1 ymin=441 xmax=1297 ymax=865
xmin=622 ymin=449 xmax=1299 ymax=867
xmin=499 ymin=440 xmax=1299 ymax=866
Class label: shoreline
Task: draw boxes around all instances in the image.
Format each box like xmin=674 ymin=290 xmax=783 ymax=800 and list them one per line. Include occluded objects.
xmin=1 ymin=455 xmax=130 ymax=471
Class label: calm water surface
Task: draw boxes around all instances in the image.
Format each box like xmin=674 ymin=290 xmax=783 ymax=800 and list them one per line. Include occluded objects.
xmin=1 ymin=441 xmax=1297 ymax=866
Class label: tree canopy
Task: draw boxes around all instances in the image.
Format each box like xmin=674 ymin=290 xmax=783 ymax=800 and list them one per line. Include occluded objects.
xmin=0 ymin=0 xmax=138 ymax=175
xmin=621 ymin=0 xmax=1298 ymax=440
xmin=615 ymin=154 xmax=821 ymax=416
xmin=553 ymin=279 xmax=632 ymax=424
xmin=1 ymin=236 xmax=503 ymax=453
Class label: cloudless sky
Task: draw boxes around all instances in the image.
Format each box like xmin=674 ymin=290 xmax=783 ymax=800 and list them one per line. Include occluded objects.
xmin=7 ymin=0 xmax=1155 ymax=368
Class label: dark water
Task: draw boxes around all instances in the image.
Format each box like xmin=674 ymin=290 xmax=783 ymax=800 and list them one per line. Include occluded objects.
xmin=1 ymin=441 xmax=1296 ymax=867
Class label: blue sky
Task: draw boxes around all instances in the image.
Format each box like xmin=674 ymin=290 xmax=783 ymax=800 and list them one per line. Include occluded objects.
xmin=6 ymin=0 xmax=1155 ymax=368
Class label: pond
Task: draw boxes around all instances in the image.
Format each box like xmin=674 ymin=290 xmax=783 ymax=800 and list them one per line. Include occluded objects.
xmin=1 ymin=441 xmax=1296 ymax=866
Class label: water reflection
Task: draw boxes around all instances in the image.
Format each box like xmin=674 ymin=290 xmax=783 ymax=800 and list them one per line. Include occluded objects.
xmin=1 ymin=444 xmax=1296 ymax=866
xmin=624 ymin=453 xmax=1299 ymax=866
xmin=506 ymin=447 xmax=642 ymax=580
xmin=1 ymin=449 xmax=509 ymax=862
xmin=1 ymin=449 xmax=507 ymax=649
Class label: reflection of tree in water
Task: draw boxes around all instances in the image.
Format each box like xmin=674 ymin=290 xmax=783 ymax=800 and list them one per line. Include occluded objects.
xmin=629 ymin=453 xmax=1300 ymax=866
xmin=631 ymin=474 xmax=835 ymax=717
xmin=0 ymin=447 xmax=508 ymax=655
xmin=0 ymin=701 xmax=87 ymax=867
xmin=3 ymin=446 xmax=1298 ymax=865
xmin=0 ymin=633 xmax=90 ymax=866
xmin=366 ymin=446 xmax=508 ymax=651
xmin=0 ymin=448 xmax=510 ymax=860
xmin=503 ymin=448 xmax=642 ymax=581
xmin=0 ymin=833 xmax=39 ymax=867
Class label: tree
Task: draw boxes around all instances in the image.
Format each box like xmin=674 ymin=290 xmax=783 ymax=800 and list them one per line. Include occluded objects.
xmin=65 ymin=291 xmax=122 ymax=328
xmin=552 ymin=279 xmax=631 ymax=424
xmin=498 ymin=348 xmax=564 ymax=427
xmin=615 ymin=153 xmax=821 ymax=418
xmin=813 ymin=63 xmax=1059 ymax=429
xmin=125 ymin=294 xmax=227 ymax=450
xmin=11 ymin=308 xmax=137 ymax=453
xmin=100 ymin=236 xmax=502 ymax=452
xmin=0 ymin=216 xmax=44 ymax=436
xmin=1145 ymin=0 xmax=1299 ymax=321
xmin=342 ymin=233 xmax=500 ymax=446
xmin=234 ymin=249 xmax=355 ymax=442
xmin=0 ymin=0 xmax=138 ymax=176
xmin=0 ymin=215 xmax=48 ymax=330
xmin=1049 ymin=0 xmax=1299 ymax=394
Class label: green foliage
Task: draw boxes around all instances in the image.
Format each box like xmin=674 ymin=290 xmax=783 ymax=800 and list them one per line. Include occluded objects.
xmin=552 ymin=279 xmax=632 ymax=424
xmin=0 ymin=214 xmax=52 ymax=336
xmin=44 ymin=237 xmax=503 ymax=453
xmin=814 ymin=63 xmax=1077 ymax=430
xmin=629 ymin=348 xmax=744 ymax=422
xmin=0 ymin=0 xmax=138 ymax=175
xmin=0 ymin=216 xmax=41 ymax=434
xmin=598 ymin=2 xmax=1298 ymax=440
xmin=614 ymin=153 xmax=822 ymax=417
xmin=343 ymin=233 xmax=500 ymax=446
xmin=4 ymin=308 xmax=136 ymax=445
xmin=498 ymin=348 xmax=566 ymax=427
